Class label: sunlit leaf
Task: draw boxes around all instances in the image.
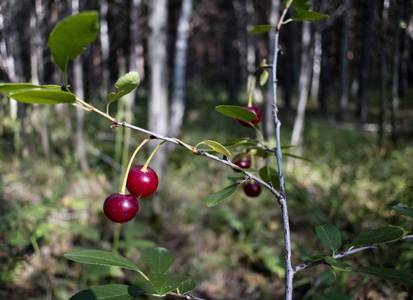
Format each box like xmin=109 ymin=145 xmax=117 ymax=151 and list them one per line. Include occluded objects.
xmin=206 ymin=183 xmax=239 ymax=207
xmin=142 ymin=247 xmax=175 ymax=274
xmin=148 ymin=274 xmax=186 ymax=295
xmin=215 ymin=105 xmax=260 ymax=129
xmin=195 ymin=140 xmax=231 ymax=156
xmin=48 ymin=11 xmax=99 ymax=75
xmin=291 ymin=11 xmax=329 ymax=22
xmin=392 ymin=205 xmax=413 ymax=219
xmin=0 ymin=83 xmax=53 ymax=93
xmin=249 ymin=25 xmax=273 ymax=34
xmin=351 ymin=226 xmax=404 ymax=247
xmin=315 ymin=224 xmax=342 ymax=253
xmin=9 ymin=89 xmax=75 ymax=104
xmin=106 ymin=72 xmax=141 ymax=113
xmin=69 ymin=284 xmax=146 ymax=300
xmin=260 ymin=70 xmax=269 ymax=86
xmin=356 ymin=267 xmax=413 ymax=287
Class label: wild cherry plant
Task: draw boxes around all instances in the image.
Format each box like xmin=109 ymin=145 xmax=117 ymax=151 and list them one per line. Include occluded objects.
xmin=1 ymin=2 xmax=413 ymax=299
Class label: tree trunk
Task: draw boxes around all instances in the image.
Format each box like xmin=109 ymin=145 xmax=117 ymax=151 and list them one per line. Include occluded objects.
xmin=227 ymin=1 xmax=238 ymax=104
xmin=148 ymin=0 xmax=169 ymax=179
xmin=265 ymin=0 xmax=280 ymax=142
xmin=99 ymin=0 xmax=110 ymax=99
xmin=378 ymin=0 xmax=389 ymax=148
xmin=336 ymin=0 xmax=350 ymax=121
xmin=318 ymin=28 xmax=330 ymax=116
xmin=288 ymin=21 xmax=312 ymax=170
xmin=391 ymin=1 xmax=401 ymax=146
xmin=168 ymin=0 xmax=192 ymax=140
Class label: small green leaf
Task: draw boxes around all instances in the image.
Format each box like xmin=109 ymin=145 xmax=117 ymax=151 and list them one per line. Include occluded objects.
xmin=142 ymin=247 xmax=175 ymax=274
xmin=282 ymin=152 xmax=313 ymax=162
xmin=259 ymin=165 xmax=279 ymax=186
xmin=249 ymin=24 xmax=273 ymax=34
xmin=215 ymin=105 xmax=260 ymax=129
xmin=315 ymin=224 xmax=342 ymax=253
xmin=351 ymin=226 xmax=404 ymax=247
xmin=69 ymin=284 xmax=146 ymax=300
xmin=260 ymin=59 xmax=267 ymax=67
xmin=392 ymin=205 xmax=413 ymax=219
xmin=206 ymin=183 xmax=239 ymax=207
xmin=260 ymin=70 xmax=269 ymax=86
xmin=356 ymin=267 xmax=413 ymax=287
xmin=148 ymin=274 xmax=184 ymax=295
xmin=227 ymin=173 xmax=245 ymax=181
xmin=195 ymin=140 xmax=231 ymax=156
xmin=177 ymin=277 xmax=196 ymax=294
xmin=291 ymin=11 xmax=329 ymax=22
xmin=48 ymin=11 xmax=99 ymax=75
xmin=224 ymin=138 xmax=259 ymax=147
xmin=106 ymin=72 xmax=141 ymax=113
xmin=9 ymin=89 xmax=75 ymax=104
xmin=64 ymin=249 xmax=142 ymax=272
xmin=286 ymin=0 xmax=311 ymax=13
xmin=324 ymin=256 xmax=352 ymax=272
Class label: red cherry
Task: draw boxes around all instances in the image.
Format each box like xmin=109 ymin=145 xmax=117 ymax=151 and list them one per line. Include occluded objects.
xmin=243 ymin=181 xmax=261 ymax=197
xmin=232 ymin=154 xmax=251 ymax=172
xmin=238 ymin=106 xmax=262 ymax=127
xmin=126 ymin=165 xmax=159 ymax=198
xmin=103 ymin=193 xmax=139 ymax=223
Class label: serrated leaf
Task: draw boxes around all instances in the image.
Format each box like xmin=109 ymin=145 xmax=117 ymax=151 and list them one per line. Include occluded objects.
xmin=9 ymin=89 xmax=75 ymax=104
xmin=148 ymin=274 xmax=186 ymax=295
xmin=64 ymin=249 xmax=142 ymax=272
xmin=142 ymin=247 xmax=175 ymax=274
xmin=315 ymin=224 xmax=342 ymax=253
xmin=227 ymin=173 xmax=245 ymax=181
xmin=259 ymin=165 xmax=279 ymax=186
xmin=260 ymin=70 xmax=269 ymax=86
xmin=356 ymin=267 xmax=413 ymax=287
xmin=206 ymin=183 xmax=239 ymax=207
xmin=48 ymin=11 xmax=99 ymax=75
xmin=392 ymin=205 xmax=413 ymax=219
xmin=249 ymin=25 xmax=273 ymax=34
xmin=177 ymin=277 xmax=196 ymax=294
xmin=69 ymin=284 xmax=146 ymax=300
xmin=106 ymin=72 xmax=141 ymax=112
xmin=351 ymin=226 xmax=404 ymax=247
xmin=215 ymin=105 xmax=260 ymax=129
xmin=291 ymin=11 xmax=329 ymax=22
xmin=196 ymin=140 xmax=231 ymax=156
xmin=324 ymin=256 xmax=352 ymax=272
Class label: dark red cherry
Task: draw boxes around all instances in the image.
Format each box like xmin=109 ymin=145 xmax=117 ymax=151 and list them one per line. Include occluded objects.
xmin=238 ymin=106 xmax=262 ymax=127
xmin=243 ymin=181 xmax=261 ymax=197
xmin=232 ymin=154 xmax=251 ymax=172
xmin=126 ymin=165 xmax=159 ymax=198
xmin=103 ymin=193 xmax=139 ymax=223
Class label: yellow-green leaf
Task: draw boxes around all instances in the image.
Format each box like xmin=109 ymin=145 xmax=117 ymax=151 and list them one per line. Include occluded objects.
xmin=196 ymin=140 xmax=231 ymax=156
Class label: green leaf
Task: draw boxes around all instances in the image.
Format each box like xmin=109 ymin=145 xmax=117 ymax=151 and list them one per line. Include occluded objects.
xmin=249 ymin=25 xmax=273 ymax=34
xmin=177 ymin=277 xmax=196 ymax=294
xmin=64 ymin=249 xmax=142 ymax=273
xmin=291 ymin=11 xmax=329 ymax=22
xmin=224 ymin=138 xmax=259 ymax=147
xmin=315 ymin=224 xmax=342 ymax=253
xmin=106 ymin=72 xmax=141 ymax=113
xmin=392 ymin=205 xmax=413 ymax=219
xmin=227 ymin=172 xmax=245 ymax=181
xmin=215 ymin=105 xmax=260 ymax=129
xmin=351 ymin=226 xmax=404 ymax=247
xmin=356 ymin=267 xmax=413 ymax=288
xmin=324 ymin=256 xmax=352 ymax=272
xmin=148 ymin=274 xmax=185 ymax=295
xmin=316 ymin=292 xmax=352 ymax=300
xmin=0 ymin=83 xmax=54 ymax=93
xmin=9 ymin=89 xmax=75 ymax=104
xmin=69 ymin=284 xmax=146 ymax=300
xmin=259 ymin=165 xmax=279 ymax=186
xmin=195 ymin=140 xmax=231 ymax=156
xmin=206 ymin=183 xmax=239 ymax=207
xmin=260 ymin=70 xmax=269 ymax=86
xmin=48 ymin=11 xmax=99 ymax=75
xmin=282 ymin=152 xmax=313 ymax=162
xmin=142 ymin=247 xmax=175 ymax=274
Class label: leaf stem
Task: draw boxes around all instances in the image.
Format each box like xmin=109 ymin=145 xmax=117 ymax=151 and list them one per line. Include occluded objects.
xmin=112 ymin=223 xmax=121 ymax=254
xmin=75 ymin=97 xmax=116 ymax=122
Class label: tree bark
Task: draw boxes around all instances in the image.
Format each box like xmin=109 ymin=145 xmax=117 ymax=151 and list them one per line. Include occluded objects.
xmin=99 ymin=0 xmax=110 ymax=99
xmin=148 ymin=0 xmax=169 ymax=178
xmin=168 ymin=0 xmax=192 ymax=140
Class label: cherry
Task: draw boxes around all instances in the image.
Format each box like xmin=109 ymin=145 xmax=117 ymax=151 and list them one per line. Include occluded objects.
xmin=232 ymin=154 xmax=251 ymax=172
xmin=243 ymin=181 xmax=261 ymax=197
xmin=103 ymin=193 xmax=139 ymax=223
xmin=238 ymin=106 xmax=262 ymax=127
xmin=126 ymin=165 xmax=159 ymax=198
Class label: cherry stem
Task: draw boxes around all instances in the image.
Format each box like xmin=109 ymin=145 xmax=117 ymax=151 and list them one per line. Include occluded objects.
xmin=120 ymin=137 xmax=151 ymax=194
xmin=171 ymin=137 xmax=198 ymax=153
xmin=112 ymin=223 xmax=121 ymax=254
xmin=247 ymin=74 xmax=254 ymax=107
xmin=141 ymin=140 xmax=166 ymax=172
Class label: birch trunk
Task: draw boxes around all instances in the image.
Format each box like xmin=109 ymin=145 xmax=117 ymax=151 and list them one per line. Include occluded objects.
xmin=391 ymin=1 xmax=401 ymax=146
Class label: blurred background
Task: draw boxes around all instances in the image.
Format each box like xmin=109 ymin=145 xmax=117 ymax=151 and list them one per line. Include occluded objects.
xmin=0 ymin=0 xmax=412 ymax=299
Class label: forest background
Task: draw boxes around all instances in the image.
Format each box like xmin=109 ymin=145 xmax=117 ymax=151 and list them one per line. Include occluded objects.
xmin=0 ymin=0 xmax=412 ymax=299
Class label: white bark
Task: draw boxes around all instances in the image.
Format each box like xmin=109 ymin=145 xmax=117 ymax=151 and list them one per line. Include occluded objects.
xmin=99 ymin=0 xmax=110 ymax=98
xmin=169 ymin=0 xmax=192 ymax=140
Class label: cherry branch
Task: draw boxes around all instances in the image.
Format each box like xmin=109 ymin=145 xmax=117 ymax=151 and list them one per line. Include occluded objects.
xmin=293 ymin=234 xmax=413 ymax=273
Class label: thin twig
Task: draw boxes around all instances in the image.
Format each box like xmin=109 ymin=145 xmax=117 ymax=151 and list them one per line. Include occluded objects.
xmin=166 ymin=292 xmax=206 ymax=300
xmin=293 ymin=234 xmax=413 ymax=273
